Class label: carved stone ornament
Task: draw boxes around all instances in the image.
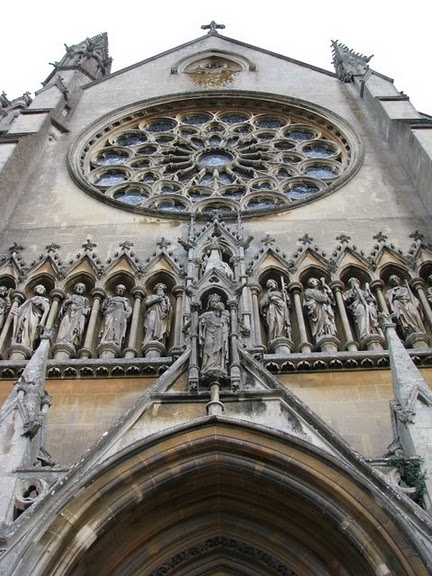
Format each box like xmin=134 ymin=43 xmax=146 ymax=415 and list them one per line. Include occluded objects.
xmin=199 ymin=294 xmax=230 ymax=380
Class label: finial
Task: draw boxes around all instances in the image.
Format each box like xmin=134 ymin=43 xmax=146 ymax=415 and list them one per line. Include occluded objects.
xmin=201 ymin=21 xmax=226 ymax=35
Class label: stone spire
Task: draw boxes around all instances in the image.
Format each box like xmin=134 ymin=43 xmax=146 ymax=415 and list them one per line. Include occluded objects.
xmin=43 ymin=32 xmax=112 ymax=87
xmin=331 ymin=40 xmax=373 ymax=82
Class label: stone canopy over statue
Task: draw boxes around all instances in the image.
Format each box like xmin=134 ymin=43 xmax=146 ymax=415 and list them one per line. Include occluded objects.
xmin=199 ymin=293 xmax=230 ymax=380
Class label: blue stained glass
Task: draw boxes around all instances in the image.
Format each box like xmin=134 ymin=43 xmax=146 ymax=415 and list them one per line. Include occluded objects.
xmin=116 ymin=133 xmax=146 ymax=146
xmin=220 ymin=113 xmax=248 ymax=123
xmin=199 ymin=152 xmax=232 ymax=167
xmin=114 ymin=189 xmax=145 ymax=205
xmin=287 ymin=184 xmax=319 ymax=199
xmin=183 ymin=115 xmax=210 ymax=125
xmin=96 ymin=172 xmax=127 ymax=186
xmin=147 ymin=121 xmax=175 ymax=132
xmin=304 ymin=146 xmax=335 ymax=158
xmin=305 ymin=166 xmax=336 ymax=179
xmin=219 ymin=173 xmax=233 ymax=184
xmin=257 ymin=119 xmax=285 ymax=129
xmin=97 ymin=152 xmax=128 ymax=165
xmin=158 ymin=201 xmax=186 ymax=212
xmin=286 ymin=130 xmax=314 ymax=141
xmin=247 ymin=198 xmax=276 ymax=209
xmin=200 ymin=174 xmax=213 ymax=185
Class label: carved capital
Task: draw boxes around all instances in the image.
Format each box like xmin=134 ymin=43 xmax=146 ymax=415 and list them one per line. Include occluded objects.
xmin=370 ymin=279 xmax=384 ymax=292
xmin=172 ymin=284 xmax=185 ymax=297
xmin=287 ymin=281 xmax=303 ymax=295
xmin=329 ymin=280 xmax=344 ymax=293
xmin=49 ymin=288 xmax=66 ymax=302
xmin=131 ymin=286 xmax=145 ymax=299
xmin=91 ymin=287 xmax=106 ymax=300
xmin=10 ymin=290 xmax=26 ymax=304
xmin=410 ymin=277 xmax=425 ymax=292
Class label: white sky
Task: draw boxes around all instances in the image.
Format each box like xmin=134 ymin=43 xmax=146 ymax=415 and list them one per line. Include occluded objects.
xmin=1 ymin=0 xmax=431 ymax=115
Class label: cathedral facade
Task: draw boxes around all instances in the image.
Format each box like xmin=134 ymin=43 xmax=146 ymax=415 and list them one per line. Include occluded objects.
xmin=1 ymin=25 xmax=432 ymax=575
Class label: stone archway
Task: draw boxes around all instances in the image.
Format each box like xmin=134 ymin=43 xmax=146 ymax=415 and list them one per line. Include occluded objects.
xmin=5 ymin=418 xmax=431 ymax=575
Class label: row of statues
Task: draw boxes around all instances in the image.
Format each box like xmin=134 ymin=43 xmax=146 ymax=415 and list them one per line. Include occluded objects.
xmin=0 ymin=273 xmax=430 ymax=359
xmin=0 ymin=283 xmax=172 ymax=355
xmin=259 ymin=274 xmax=427 ymax=346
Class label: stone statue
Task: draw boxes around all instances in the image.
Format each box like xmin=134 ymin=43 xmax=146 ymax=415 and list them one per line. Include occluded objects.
xmin=56 ymin=282 xmax=91 ymax=348
xmin=203 ymin=237 xmax=233 ymax=279
xmin=343 ymin=277 xmax=382 ymax=340
xmin=304 ymin=277 xmax=337 ymax=341
xmin=143 ymin=283 xmax=172 ymax=344
xmin=99 ymin=284 xmax=132 ymax=346
xmin=427 ymin=275 xmax=432 ymax=305
xmin=199 ymin=293 xmax=230 ymax=378
xmin=385 ymin=274 xmax=425 ymax=337
xmin=0 ymin=285 xmax=11 ymax=331
xmin=12 ymin=284 xmax=50 ymax=349
xmin=259 ymin=279 xmax=291 ymax=341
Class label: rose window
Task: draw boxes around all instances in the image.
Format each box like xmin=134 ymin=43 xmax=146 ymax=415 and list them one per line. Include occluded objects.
xmin=70 ymin=96 xmax=361 ymax=219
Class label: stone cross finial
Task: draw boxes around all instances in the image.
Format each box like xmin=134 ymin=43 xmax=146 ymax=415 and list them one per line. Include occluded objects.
xmin=201 ymin=21 xmax=226 ymax=35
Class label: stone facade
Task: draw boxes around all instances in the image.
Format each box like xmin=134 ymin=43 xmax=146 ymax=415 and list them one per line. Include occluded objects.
xmin=1 ymin=27 xmax=432 ymax=575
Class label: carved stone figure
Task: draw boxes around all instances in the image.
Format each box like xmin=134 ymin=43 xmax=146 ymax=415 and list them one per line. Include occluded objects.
xmin=259 ymin=279 xmax=291 ymax=341
xmin=56 ymin=282 xmax=90 ymax=348
xmin=143 ymin=283 xmax=172 ymax=344
xmin=0 ymin=285 xmax=11 ymax=331
xmin=304 ymin=277 xmax=337 ymax=341
xmin=385 ymin=275 xmax=425 ymax=337
xmin=199 ymin=293 xmax=230 ymax=378
xmin=343 ymin=278 xmax=382 ymax=340
xmin=12 ymin=285 xmax=50 ymax=349
xmin=203 ymin=237 xmax=233 ymax=279
xmin=99 ymin=284 xmax=132 ymax=346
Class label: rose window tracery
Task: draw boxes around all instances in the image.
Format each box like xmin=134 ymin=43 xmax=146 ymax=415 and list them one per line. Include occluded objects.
xmin=70 ymin=96 xmax=361 ymax=219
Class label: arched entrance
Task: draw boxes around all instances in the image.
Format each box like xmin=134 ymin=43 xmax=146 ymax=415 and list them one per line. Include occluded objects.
xmin=6 ymin=418 xmax=431 ymax=575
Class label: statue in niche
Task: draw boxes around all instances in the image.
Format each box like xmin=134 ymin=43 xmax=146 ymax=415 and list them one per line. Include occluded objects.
xmin=427 ymin=275 xmax=432 ymax=305
xmin=343 ymin=277 xmax=382 ymax=340
xmin=304 ymin=277 xmax=337 ymax=341
xmin=203 ymin=237 xmax=233 ymax=279
xmin=385 ymin=274 xmax=425 ymax=337
xmin=0 ymin=285 xmax=11 ymax=330
xmin=12 ymin=284 xmax=50 ymax=349
xmin=199 ymin=293 xmax=230 ymax=378
xmin=99 ymin=284 xmax=132 ymax=347
xmin=143 ymin=283 xmax=172 ymax=345
xmin=56 ymin=282 xmax=91 ymax=348
xmin=259 ymin=279 xmax=291 ymax=341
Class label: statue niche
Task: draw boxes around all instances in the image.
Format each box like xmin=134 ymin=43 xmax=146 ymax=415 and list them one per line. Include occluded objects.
xmin=142 ymin=282 xmax=172 ymax=358
xmin=53 ymin=282 xmax=91 ymax=359
xmin=98 ymin=284 xmax=132 ymax=358
xmin=201 ymin=237 xmax=233 ymax=279
xmin=259 ymin=277 xmax=292 ymax=354
xmin=199 ymin=293 xmax=230 ymax=382
xmin=304 ymin=276 xmax=339 ymax=352
xmin=10 ymin=284 xmax=50 ymax=359
xmin=343 ymin=277 xmax=384 ymax=350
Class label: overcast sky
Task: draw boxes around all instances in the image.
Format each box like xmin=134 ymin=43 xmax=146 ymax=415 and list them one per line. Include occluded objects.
xmin=1 ymin=1 xmax=431 ymax=115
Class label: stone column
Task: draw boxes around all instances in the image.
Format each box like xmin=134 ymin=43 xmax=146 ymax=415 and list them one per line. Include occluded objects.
xmin=249 ymin=283 xmax=265 ymax=354
xmin=370 ymin=280 xmax=388 ymax=313
xmin=0 ymin=290 xmax=25 ymax=359
xmin=45 ymin=289 xmax=65 ymax=330
xmin=124 ymin=286 xmax=145 ymax=359
xmin=330 ymin=281 xmax=357 ymax=352
xmin=170 ymin=285 xmax=185 ymax=357
xmin=206 ymin=382 xmax=224 ymax=416
xmin=411 ymin=277 xmax=432 ymax=332
xmin=288 ymin=282 xmax=312 ymax=353
xmin=228 ymin=299 xmax=241 ymax=391
xmin=188 ymin=301 xmax=200 ymax=391
xmin=79 ymin=288 xmax=105 ymax=359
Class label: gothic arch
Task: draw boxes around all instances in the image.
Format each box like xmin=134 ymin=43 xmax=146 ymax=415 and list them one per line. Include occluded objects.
xmin=5 ymin=419 xmax=430 ymax=576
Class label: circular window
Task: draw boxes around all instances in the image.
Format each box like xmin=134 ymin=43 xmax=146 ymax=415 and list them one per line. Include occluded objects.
xmin=69 ymin=95 xmax=362 ymax=219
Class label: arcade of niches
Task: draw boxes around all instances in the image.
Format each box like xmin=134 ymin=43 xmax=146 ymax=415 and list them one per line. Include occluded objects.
xmin=1 ymin=222 xmax=432 ymax=373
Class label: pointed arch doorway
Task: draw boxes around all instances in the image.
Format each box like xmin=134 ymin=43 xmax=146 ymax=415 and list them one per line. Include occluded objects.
xmin=8 ymin=419 xmax=431 ymax=576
